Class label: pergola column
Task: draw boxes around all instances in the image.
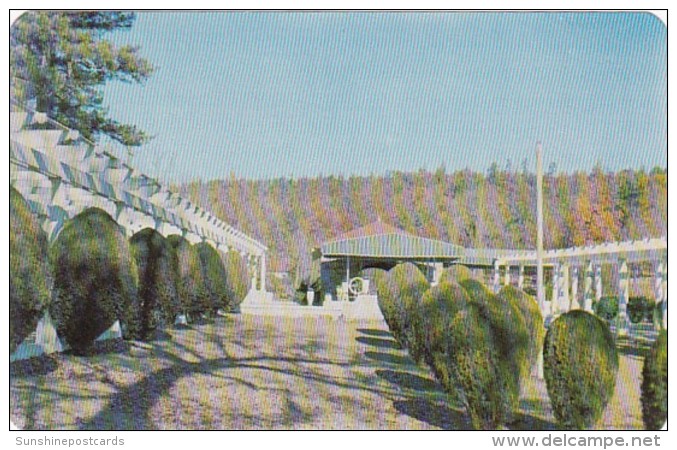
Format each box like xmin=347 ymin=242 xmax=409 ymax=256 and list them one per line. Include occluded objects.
xmin=259 ymin=254 xmax=267 ymax=292
xmin=493 ymin=260 xmax=500 ymax=293
xmin=504 ymin=264 xmax=511 ymax=287
xmin=617 ymin=258 xmax=630 ymax=336
xmin=518 ymin=265 xmax=525 ymax=289
xmin=551 ymin=264 xmax=560 ymax=314
xmin=594 ymin=264 xmax=603 ymax=302
xmin=655 ymin=259 xmax=667 ymax=328
xmin=560 ymin=264 xmax=570 ymax=313
xmin=570 ymin=266 xmax=580 ymax=310
xmin=583 ymin=260 xmax=594 ymax=312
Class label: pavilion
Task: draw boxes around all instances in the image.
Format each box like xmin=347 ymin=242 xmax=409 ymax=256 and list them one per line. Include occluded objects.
xmin=315 ymin=221 xmax=465 ymax=302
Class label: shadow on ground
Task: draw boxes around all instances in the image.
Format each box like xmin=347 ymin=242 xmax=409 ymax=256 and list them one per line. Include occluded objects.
xmin=363 ymin=351 xmax=414 ymax=366
xmin=376 ymin=369 xmax=441 ymax=393
xmin=356 ymin=328 xmax=393 ymax=338
xmin=393 ymin=398 xmax=471 ymax=430
xmin=11 ymin=355 xmax=59 ymax=378
xmin=508 ymin=412 xmax=557 ymax=430
xmin=355 ymin=336 xmax=401 ymax=350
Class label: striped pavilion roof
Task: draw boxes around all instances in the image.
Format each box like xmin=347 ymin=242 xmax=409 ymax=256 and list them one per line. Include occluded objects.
xmin=320 ymin=221 xmax=465 ymax=259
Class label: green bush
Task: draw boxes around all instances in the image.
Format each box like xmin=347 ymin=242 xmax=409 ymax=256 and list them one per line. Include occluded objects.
xmin=49 ymin=208 xmax=139 ymax=354
xmin=388 ymin=263 xmax=430 ymax=363
xmin=543 ymin=310 xmax=619 ymax=429
xmin=195 ymin=242 xmax=228 ymax=313
xmin=627 ymin=296 xmax=655 ymax=324
xmin=438 ymin=264 xmax=473 ymax=284
xmin=10 ymin=186 xmax=52 ymax=353
xmin=419 ymin=281 xmax=512 ymax=429
xmin=641 ymin=330 xmax=667 ymax=430
xmin=414 ymin=282 xmax=471 ymax=385
xmin=375 ymin=267 xmax=403 ymax=342
xmin=375 ymin=263 xmax=428 ymax=352
xmin=223 ymin=250 xmax=252 ymax=311
xmin=497 ymin=286 xmax=545 ymax=374
xmin=460 ymin=279 xmax=529 ymax=419
xmin=167 ymin=235 xmax=209 ymax=321
xmin=593 ymin=296 xmax=619 ymax=321
xmin=654 ymin=301 xmax=665 ymax=328
xmin=130 ymin=228 xmax=180 ymax=339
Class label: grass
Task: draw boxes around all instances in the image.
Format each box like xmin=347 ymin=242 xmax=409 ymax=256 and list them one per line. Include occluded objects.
xmin=10 ymin=313 xmax=645 ymax=430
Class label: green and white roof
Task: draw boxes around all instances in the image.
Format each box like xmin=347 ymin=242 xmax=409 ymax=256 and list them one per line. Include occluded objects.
xmin=320 ymin=221 xmax=465 ymax=260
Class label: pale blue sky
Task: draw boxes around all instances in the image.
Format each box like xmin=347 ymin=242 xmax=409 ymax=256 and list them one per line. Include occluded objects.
xmin=102 ymin=11 xmax=667 ymax=182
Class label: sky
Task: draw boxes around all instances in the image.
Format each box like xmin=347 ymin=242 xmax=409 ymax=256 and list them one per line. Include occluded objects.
xmin=101 ymin=11 xmax=667 ymax=182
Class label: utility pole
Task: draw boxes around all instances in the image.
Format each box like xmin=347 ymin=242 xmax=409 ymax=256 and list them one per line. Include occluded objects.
xmin=536 ymin=142 xmax=545 ymax=312
xmin=536 ymin=142 xmax=545 ymax=379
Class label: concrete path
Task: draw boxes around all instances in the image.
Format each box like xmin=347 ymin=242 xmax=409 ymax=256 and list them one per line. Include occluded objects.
xmin=10 ymin=313 xmax=644 ymax=430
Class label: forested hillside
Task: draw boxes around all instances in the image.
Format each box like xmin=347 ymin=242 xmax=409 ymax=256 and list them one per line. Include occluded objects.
xmin=179 ymin=167 xmax=667 ymax=278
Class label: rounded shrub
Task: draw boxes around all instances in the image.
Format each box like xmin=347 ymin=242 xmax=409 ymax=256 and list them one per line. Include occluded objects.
xmin=543 ymin=310 xmax=619 ymax=429
xmin=641 ymin=330 xmax=667 ymax=430
xmin=460 ymin=279 xmax=530 ymax=420
xmin=627 ymin=296 xmax=654 ymax=324
xmin=195 ymin=242 xmax=228 ymax=313
xmin=49 ymin=208 xmax=139 ymax=354
xmin=391 ymin=264 xmax=430 ymax=363
xmin=375 ymin=268 xmax=403 ymax=342
xmin=379 ymin=263 xmax=429 ymax=354
xmin=419 ymin=281 xmax=513 ymax=429
xmin=167 ymin=235 xmax=209 ymax=321
xmin=439 ymin=264 xmax=473 ymax=285
xmin=593 ymin=296 xmax=619 ymax=321
xmin=130 ymin=228 xmax=180 ymax=339
xmin=223 ymin=250 xmax=252 ymax=312
xmin=497 ymin=286 xmax=545 ymax=374
xmin=414 ymin=282 xmax=471 ymax=384
xmin=10 ymin=186 xmax=52 ymax=353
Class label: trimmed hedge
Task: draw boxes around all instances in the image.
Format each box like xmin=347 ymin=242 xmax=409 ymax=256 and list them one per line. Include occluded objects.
xmin=389 ymin=263 xmax=429 ymax=362
xmin=10 ymin=186 xmax=52 ymax=353
xmin=641 ymin=330 xmax=667 ymax=430
xmin=543 ymin=310 xmax=619 ymax=429
xmin=414 ymin=282 xmax=471 ymax=386
xmin=593 ymin=296 xmax=619 ymax=321
xmin=438 ymin=264 xmax=473 ymax=285
xmin=419 ymin=281 xmax=512 ymax=429
xmin=497 ymin=286 xmax=545 ymax=374
xmin=377 ymin=263 xmax=428 ymax=353
xmin=49 ymin=208 xmax=139 ymax=354
xmin=223 ymin=250 xmax=252 ymax=311
xmin=627 ymin=296 xmax=655 ymax=324
xmin=196 ymin=242 xmax=228 ymax=313
xmin=460 ymin=279 xmax=529 ymax=420
xmin=167 ymin=235 xmax=209 ymax=321
xmin=130 ymin=228 xmax=180 ymax=339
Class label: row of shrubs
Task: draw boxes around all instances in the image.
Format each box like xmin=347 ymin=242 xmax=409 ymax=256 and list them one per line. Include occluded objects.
xmin=593 ymin=295 xmax=663 ymax=324
xmin=374 ymin=262 xmax=667 ymax=430
xmin=10 ymin=186 xmax=251 ymax=356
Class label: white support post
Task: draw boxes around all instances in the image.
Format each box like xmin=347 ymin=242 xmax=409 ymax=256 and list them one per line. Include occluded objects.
xmin=584 ymin=260 xmax=594 ymax=312
xmin=571 ymin=266 xmax=580 ymax=310
xmin=659 ymin=259 xmax=667 ymax=329
xmin=493 ymin=260 xmax=500 ymax=293
xmin=617 ymin=259 xmax=629 ymax=336
xmin=518 ymin=265 xmax=525 ymax=289
xmin=259 ymin=254 xmax=266 ymax=292
xmin=560 ymin=264 xmax=570 ymax=313
xmin=654 ymin=260 xmax=663 ymax=309
xmin=504 ymin=265 xmax=511 ymax=287
xmin=595 ymin=264 xmax=603 ymax=302
xmin=552 ymin=264 xmax=560 ymax=314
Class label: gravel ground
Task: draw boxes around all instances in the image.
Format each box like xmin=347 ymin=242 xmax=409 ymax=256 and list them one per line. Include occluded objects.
xmin=10 ymin=313 xmax=645 ymax=430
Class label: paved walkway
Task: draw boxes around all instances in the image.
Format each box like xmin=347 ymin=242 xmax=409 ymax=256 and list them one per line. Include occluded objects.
xmin=10 ymin=312 xmax=644 ymax=430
